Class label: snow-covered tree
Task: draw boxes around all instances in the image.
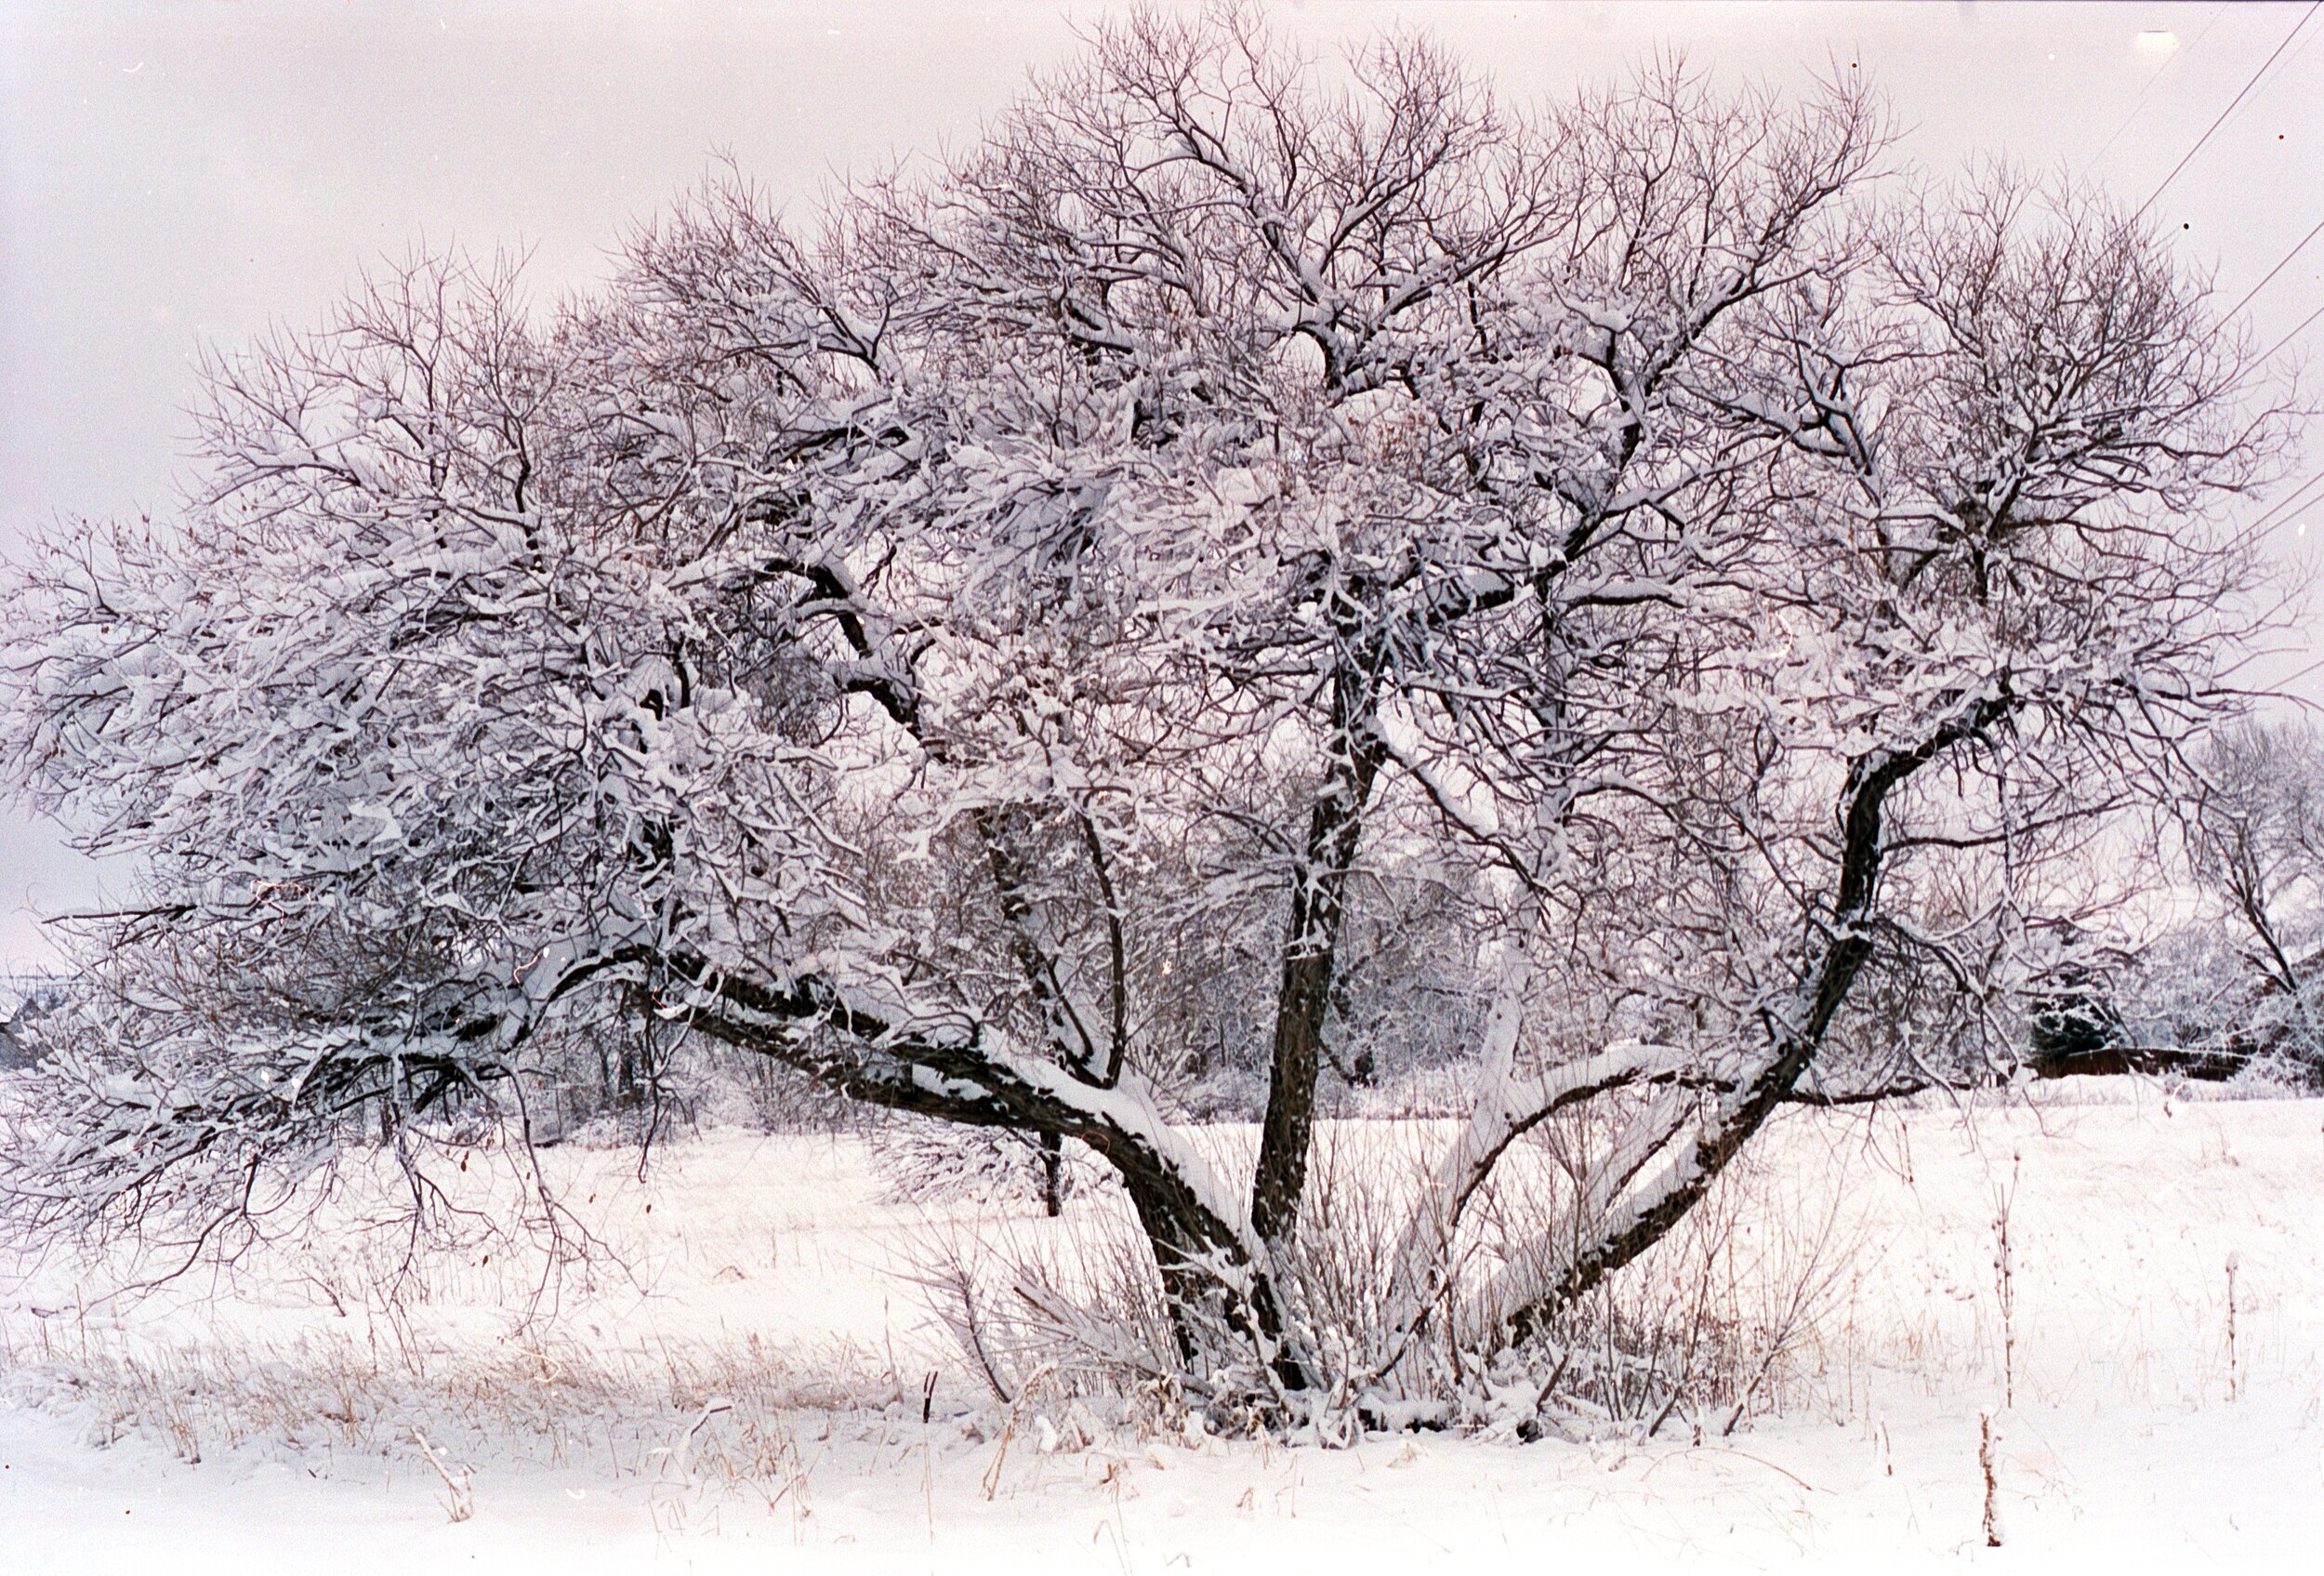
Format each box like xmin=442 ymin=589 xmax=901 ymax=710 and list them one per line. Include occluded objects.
xmin=2122 ymin=721 xmax=2324 ymax=1082
xmin=0 ymin=10 xmax=2292 ymax=1414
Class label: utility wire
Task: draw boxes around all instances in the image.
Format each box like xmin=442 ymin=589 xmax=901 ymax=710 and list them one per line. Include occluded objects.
xmin=2248 ymin=469 xmax=2324 ymax=536
xmin=2265 ymin=488 xmax=2324 ymax=539
xmin=2132 ymin=1 xmax=2320 ymax=224
xmin=2087 ymin=4 xmax=2226 ymax=175
xmin=2211 ymin=14 xmax=2321 ymax=148
xmin=2226 ymin=215 xmax=2324 ymax=321
xmin=2252 ymin=298 xmax=2324 ymax=368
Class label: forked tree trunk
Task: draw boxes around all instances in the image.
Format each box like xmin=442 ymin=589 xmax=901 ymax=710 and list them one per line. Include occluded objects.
xmin=1117 ymin=1170 xmax=1309 ymax=1393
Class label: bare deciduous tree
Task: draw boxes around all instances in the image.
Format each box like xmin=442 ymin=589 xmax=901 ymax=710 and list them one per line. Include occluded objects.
xmin=2129 ymin=720 xmax=2324 ymax=1079
xmin=0 ymin=9 xmax=2292 ymax=1419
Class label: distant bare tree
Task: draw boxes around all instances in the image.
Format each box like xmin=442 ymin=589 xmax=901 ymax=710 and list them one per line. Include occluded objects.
xmin=2143 ymin=720 xmax=2324 ymax=1078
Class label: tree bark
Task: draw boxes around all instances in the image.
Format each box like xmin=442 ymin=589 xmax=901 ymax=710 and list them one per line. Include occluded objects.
xmin=1250 ymin=703 xmax=1387 ymax=1251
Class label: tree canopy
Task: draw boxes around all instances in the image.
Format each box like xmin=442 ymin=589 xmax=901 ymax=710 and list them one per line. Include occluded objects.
xmin=0 ymin=10 xmax=2293 ymax=1414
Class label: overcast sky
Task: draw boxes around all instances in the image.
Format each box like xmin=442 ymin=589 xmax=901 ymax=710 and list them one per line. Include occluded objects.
xmin=3 ymin=1 xmax=2321 ymax=967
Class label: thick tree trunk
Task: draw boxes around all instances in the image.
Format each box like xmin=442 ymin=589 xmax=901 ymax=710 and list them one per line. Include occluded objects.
xmin=1250 ymin=693 xmax=1386 ymax=1251
xmin=1116 ymin=1169 xmax=1309 ymax=1394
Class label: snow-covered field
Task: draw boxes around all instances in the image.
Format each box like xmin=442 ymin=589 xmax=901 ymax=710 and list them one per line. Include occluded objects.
xmin=4 ymin=1085 xmax=2321 ymax=1573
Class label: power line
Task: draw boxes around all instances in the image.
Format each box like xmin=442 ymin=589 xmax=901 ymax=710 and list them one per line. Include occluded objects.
xmin=2212 ymin=13 xmax=2321 ymax=148
xmin=2248 ymin=469 xmax=2324 ymax=536
xmin=2265 ymin=488 xmax=2324 ymax=539
xmin=2226 ymin=214 xmax=2324 ymax=321
xmin=2133 ymin=1 xmax=2320 ymax=225
xmin=2087 ymin=3 xmax=2226 ymax=175
xmin=2252 ymin=298 xmax=2324 ymax=367
xmin=2243 ymin=473 xmax=2324 ymax=545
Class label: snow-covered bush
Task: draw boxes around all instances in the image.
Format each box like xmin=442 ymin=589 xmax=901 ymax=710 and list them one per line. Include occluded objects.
xmin=923 ymin=1111 xmax=1850 ymax=1443
xmin=2116 ymin=722 xmax=2324 ymax=1086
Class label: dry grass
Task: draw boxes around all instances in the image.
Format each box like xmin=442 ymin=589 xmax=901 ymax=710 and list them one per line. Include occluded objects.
xmin=905 ymin=1112 xmax=1861 ymax=1442
xmin=0 ymin=1318 xmax=878 ymax=1488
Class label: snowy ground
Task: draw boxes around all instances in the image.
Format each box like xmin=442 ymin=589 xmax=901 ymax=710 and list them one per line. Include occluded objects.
xmin=3 ymin=1084 xmax=2321 ymax=1573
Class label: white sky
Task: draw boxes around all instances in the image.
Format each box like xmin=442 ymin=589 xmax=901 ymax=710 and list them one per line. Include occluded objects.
xmin=3 ymin=1 xmax=2321 ymax=967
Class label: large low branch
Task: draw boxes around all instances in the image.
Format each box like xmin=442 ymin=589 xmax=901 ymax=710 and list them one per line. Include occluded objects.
xmin=609 ymin=945 xmax=1308 ymax=1384
xmin=1484 ymin=689 xmax=2014 ymax=1344
xmin=1376 ymin=975 xmax=1689 ymax=1368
